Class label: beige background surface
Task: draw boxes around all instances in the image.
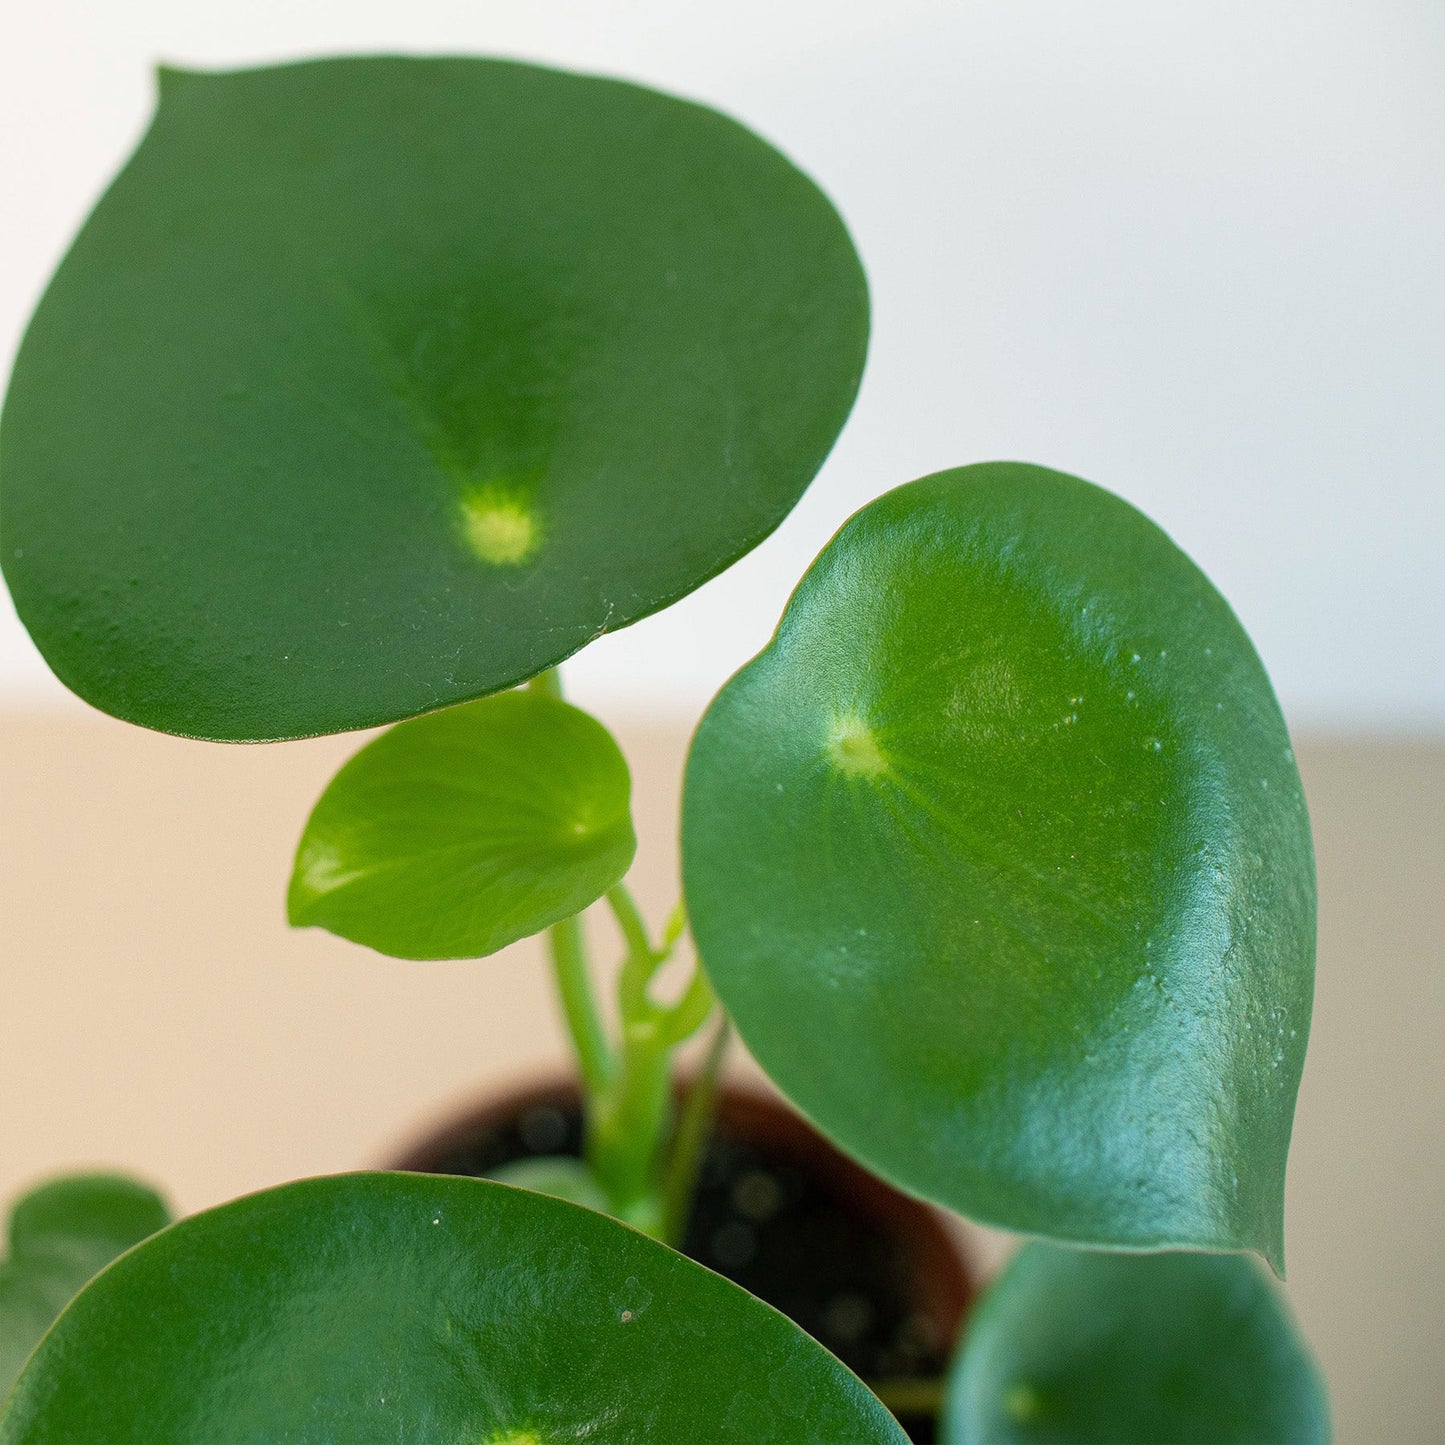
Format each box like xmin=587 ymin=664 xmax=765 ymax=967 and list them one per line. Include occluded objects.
xmin=2 ymin=713 xmax=1441 ymax=1442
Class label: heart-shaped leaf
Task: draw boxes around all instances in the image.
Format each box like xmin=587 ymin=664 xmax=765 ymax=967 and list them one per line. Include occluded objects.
xmin=0 ymin=1173 xmax=906 ymax=1444
xmin=289 ymin=691 xmax=634 ymax=959
xmin=0 ymin=56 xmax=868 ymax=741
xmin=0 ymin=1174 xmax=170 ymax=1396
xmin=943 ymin=1243 xmax=1329 ymax=1444
xmin=683 ymin=463 xmax=1315 ymax=1267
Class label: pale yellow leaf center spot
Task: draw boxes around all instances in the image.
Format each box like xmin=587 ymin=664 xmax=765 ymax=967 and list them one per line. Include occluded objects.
xmin=461 ymin=488 xmax=539 ymax=566
xmin=826 ymin=713 xmax=888 ymax=779
xmin=1004 ymin=1384 xmax=1043 ymax=1422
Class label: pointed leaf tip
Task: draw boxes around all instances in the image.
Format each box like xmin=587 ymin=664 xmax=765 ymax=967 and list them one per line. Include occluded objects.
xmin=683 ymin=462 xmax=1315 ymax=1258
xmin=154 ymin=64 xmax=203 ymax=98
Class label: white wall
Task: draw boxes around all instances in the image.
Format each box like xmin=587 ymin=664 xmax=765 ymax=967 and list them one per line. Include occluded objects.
xmin=2 ymin=1 xmax=1441 ymax=729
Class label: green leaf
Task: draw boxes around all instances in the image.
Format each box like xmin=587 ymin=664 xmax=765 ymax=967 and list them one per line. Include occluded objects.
xmin=0 ymin=1172 xmax=906 ymax=1444
xmin=682 ymin=462 xmax=1315 ymax=1267
xmin=488 ymin=1156 xmax=612 ymax=1214
xmin=0 ymin=56 xmax=868 ymax=742
xmin=943 ymin=1243 xmax=1329 ymax=1444
xmin=0 ymin=1174 xmax=170 ymax=1396
xmin=289 ymin=691 xmax=635 ymax=959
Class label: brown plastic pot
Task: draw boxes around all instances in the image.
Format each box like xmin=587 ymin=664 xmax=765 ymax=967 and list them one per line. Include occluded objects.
xmin=388 ymin=1077 xmax=974 ymax=1442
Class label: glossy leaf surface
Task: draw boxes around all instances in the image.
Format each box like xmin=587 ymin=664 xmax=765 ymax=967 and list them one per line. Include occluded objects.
xmin=944 ymin=1243 xmax=1329 ymax=1444
xmin=289 ymin=691 xmax=634 ymax=959
xmin=0 ymin=1173 xmax=905 ymax=1444
xmin=0 ymin=1174 xmax=169 ymax=1396
xmin=0 ymin=56 xmax=868 ymax=741
xmin=683 ymin=463 xmax=1315 ymax=1266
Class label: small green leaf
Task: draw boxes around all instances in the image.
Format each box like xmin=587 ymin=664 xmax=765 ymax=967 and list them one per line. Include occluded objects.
xmin=943 ymin=1244 xmax=1329 ymax=1444
xmin=488 ymin=1156 xmax=611 ymax=1214
xmin=289 ymin=691 xmax=635 ymax=960
xmin=0 ymin=1173 xmax=906 ymax=1444
xmin=0 ymin=1174 xmax=170 ymax=1396
xmin=683 ymin=463 xmax=1315 ymax=1266
xmin=0 ymin=55 xmax=868 ymax=741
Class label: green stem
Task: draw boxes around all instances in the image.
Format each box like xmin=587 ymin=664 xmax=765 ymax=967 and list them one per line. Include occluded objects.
xmin=520 ymin=674 xmax=703 ymax=1233
xmin=661 ymin=1016 xmax=731 ymax=1245
xmin=607 ymin=883 xmax=653 ymax=961
xmin=585 ymin=890 xmax=718 ymax=1235
xmin=522 ymin=666 xmax=685 ymax=1229
xmin=588 ymin=1013 xmax=674 ymax=1233
xmin=613 ymin=883 xmax=701 ymax=1030
xmin=661 ymin=899 xmax=688 ymax=951
xmin=546 ymin=914 xmax=612 ymax=1097
xmin=660 ymin=966 xmax=715 ymax=1046
xmin=588 ymin=886 xmax=672 ymax=1228
xmin=531 ymin=666 xmax=611 ymax=1094
xmin=609 ymin=884 xmax=664 ymax=1021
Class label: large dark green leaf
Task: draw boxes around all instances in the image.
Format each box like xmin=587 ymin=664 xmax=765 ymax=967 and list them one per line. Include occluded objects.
xmin=0 ymin=1174 xmax=169 ymax=1396
xmin=0 ymin=1172 xmax=905 ymax=1444
xmin=289 ymin=691 xmax=634 ymax=959
xmin=943 ymin=1243 xmax=1329 ymax=1444
xmin=683 ymin=463 xmax=1315 ymax=1267
xmin=0 ymin=56 xmax=867 ymax=741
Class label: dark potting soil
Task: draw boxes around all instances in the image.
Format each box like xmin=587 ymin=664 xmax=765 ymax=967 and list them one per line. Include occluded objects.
xmin=408 ymin=1094 xmax=958 ymax=1442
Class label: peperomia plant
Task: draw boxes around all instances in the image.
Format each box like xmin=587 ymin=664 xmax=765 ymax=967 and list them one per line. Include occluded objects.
xmin=0 ymin=54 xmax=1328 ymax=1443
